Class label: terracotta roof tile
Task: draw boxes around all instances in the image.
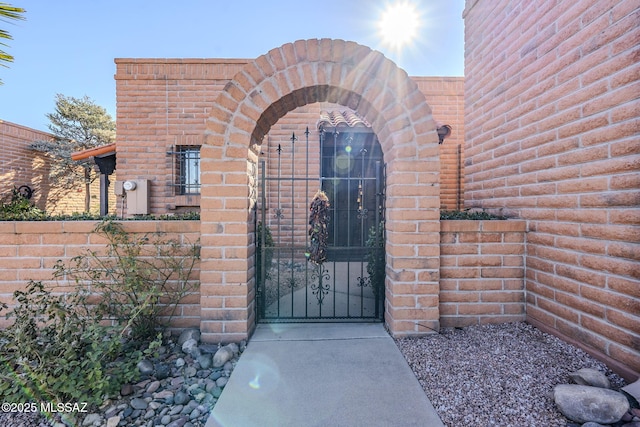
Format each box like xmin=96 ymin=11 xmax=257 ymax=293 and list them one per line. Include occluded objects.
xmin=317 ymin=110 xmax=371 ymax=130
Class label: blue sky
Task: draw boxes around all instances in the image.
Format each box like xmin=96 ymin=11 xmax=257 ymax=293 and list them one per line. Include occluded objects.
xmin=0 ymin=1 xmax=465 ymax=132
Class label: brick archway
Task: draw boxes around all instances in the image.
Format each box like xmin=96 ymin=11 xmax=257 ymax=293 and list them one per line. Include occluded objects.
xmin=199 ymin=39 xmax=440 ymax=342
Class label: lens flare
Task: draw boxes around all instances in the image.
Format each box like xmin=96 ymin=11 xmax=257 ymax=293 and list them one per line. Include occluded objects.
xmin=377 ymin=1 xmax=421 ymax=51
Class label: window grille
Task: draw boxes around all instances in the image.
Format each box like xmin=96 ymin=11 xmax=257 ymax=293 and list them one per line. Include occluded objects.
xmin=168 ymin=146 xmax=200 ymax=195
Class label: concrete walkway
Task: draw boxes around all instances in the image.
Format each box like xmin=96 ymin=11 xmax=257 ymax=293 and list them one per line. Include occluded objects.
xmin=206 ymin=323 xmax=444 ymax=427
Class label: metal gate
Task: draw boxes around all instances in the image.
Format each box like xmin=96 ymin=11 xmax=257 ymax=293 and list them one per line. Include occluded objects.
xmin=256 ymin=127 xmax=385 ymax=322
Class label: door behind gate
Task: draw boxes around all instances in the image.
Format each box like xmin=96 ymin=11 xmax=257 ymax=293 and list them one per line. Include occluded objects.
xmin=256 ymin=128 xmax=385 ymax=322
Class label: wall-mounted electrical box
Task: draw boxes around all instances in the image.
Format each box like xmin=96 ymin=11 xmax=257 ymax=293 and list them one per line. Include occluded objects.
xmin=114 ymin=179 xmax=150 ymax=215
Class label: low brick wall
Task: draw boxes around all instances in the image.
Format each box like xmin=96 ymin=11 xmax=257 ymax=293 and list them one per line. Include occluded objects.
xmin=440 ymin=220 xmax=527 ymax=327
xmin=0 ymin=221 xmax=201 ymax=330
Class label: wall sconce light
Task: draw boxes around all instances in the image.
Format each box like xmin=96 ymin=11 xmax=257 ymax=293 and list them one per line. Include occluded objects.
xmin=437 ymin=124 xmax=452 ymax=144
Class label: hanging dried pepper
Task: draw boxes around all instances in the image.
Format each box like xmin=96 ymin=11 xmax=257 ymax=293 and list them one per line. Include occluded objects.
xmin=307 ymin=190 xmax=330 ymax=265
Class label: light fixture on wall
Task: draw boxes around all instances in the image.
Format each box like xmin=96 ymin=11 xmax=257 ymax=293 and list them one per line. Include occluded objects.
xmin=437 ymin=124 xmax=452 ymax=144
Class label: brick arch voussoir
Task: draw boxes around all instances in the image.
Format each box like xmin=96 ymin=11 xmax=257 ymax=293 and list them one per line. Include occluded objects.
xmin=199 ymin=38 xmax=441 ymax=340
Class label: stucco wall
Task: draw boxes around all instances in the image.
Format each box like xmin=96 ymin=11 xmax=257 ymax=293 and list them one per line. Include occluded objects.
xmin=464 ymin=0 xmax=639 ymax=376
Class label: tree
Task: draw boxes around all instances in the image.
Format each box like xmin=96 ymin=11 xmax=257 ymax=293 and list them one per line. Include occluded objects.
xmin=31 ymin=94 xmax=116 ymax=213
xmin=0 ymin=3 xmax=26 ymax=85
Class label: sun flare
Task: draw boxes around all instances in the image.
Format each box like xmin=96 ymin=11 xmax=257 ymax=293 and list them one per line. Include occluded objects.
xmin=377 ymin=1 xmax=421 ymax=50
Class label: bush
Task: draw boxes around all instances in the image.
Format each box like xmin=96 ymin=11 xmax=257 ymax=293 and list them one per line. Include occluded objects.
xmin=256 ymin=221 xmax=274 ymax=282
xmin=55 ymin=219 xmax=200 ymax=341
xmin=440 ymin=209 xmax=506 ymax=220
xmin=0 ymin=186 xmax=46 ymax=220
xmin=0 ymin=219 xmax=199 ymax=409
xmin=0 ymin=281 xmax=161 ymax=407
xmin=366 ymin=222 xmax=385 ymax=297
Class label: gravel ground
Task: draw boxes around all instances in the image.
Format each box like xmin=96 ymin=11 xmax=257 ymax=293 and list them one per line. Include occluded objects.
xmin=395 ymin=322 xmax=628 ymax=427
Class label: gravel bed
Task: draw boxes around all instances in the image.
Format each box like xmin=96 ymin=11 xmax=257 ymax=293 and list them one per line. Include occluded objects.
xmin=0 ymin=331 xmax=243 ymax=427
xmin=395 ymin=322 xmax=627 ymax=427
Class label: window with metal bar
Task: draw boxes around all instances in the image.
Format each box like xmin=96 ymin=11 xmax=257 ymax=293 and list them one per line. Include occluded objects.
xmin=169 ymin=146 xmax=200 ymax=195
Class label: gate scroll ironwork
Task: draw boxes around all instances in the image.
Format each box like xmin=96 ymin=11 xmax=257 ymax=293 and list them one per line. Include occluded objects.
xmin=256 ymin=126 xmax=386 ymax=322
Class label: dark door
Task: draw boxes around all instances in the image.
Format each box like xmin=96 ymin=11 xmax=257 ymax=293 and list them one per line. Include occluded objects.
xmin=321 ymin=131 xmax=384 ymax=261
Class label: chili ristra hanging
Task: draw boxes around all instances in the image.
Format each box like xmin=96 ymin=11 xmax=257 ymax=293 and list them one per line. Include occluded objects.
xmin=307 ymin=189 xmax=330 ymax=265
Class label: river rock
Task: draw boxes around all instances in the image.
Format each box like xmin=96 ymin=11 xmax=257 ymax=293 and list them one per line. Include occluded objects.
xmin=213 ymin=346 xmax=234 ymax=368
xmin=155 ymin=362 xmax=171 ymax=380
xmin=120 ymin=383 xmax=133 ymax=396
xmin=554 ymin=384 xmax=629 ymax=424
xmin=137 ymin=359 xmax=155 ymax=376
xmin=198 ymin=353 xmax=213 ymax=369
xmin=569 ymin=368 xmax=611 ymax=389
xmin=82 ymin=413 xmax=102 ymax=426
xmin=623 ymin=379 xmax=640 ymax=402
xmin=154 ymin=389 xmax=174 ymax=401
xmin=167 ymin=417 xmax=188 ymax=427
xmin=130 ymin=397 xmax=149 ymax=411
xmin=147 ymin=380 xmax=161 ymax=393
xmin=182 ymin=338 xmax=200 ymax=357
xmin=178 ymin=328 xmax=201 ymax=346
xmin=174 ymin=390 xmax=190 ymax=405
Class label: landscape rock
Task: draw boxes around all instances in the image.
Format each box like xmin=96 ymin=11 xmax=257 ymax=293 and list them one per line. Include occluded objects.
xmin=130 ymin=397 xmax=149 ymax=410
xmin=225 ymin=342 xmax=240 ymax=356
xmin=155 ymin=362 xmax=171 ymax=379
xmin=569 ymin=368 xmax=611 ymax=389
xmin=137 ymin=358 xmax=155 ymax=376
xmin=147 ymin=379 xmax=161 ymax=393
xmin=182 ymin=338 xmax=200 ymax=356
xmin=623 ymin=380 xmax=640 ymax=403
xmin=167 ymin=417 xmax=188 ymax=427
xmin=554 ymin=384 xmax=629 ymax=424
xmin=213 ymin=346 xmax=234 ymax=368
xmin=198 ymin=353 xmax=213 ymax=369
xmin=106 ymin=415 xmax=120 ymax=427
xmin=120 ymin=383 xmax=133 ymax=396
xmin=174 ymin=390 xmax=190 ymax=405
xmin=82 ymin=413 xmax=103 ymax=426
xmin=178 ymin=328 xmax=201 ymax=346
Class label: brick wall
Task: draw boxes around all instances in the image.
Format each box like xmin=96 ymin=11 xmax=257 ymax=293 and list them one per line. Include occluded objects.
xmin=0 ymin=120 xmax=108 ymax=214
xmin=440 ymin=220 xmax=526 ymax=327
xmin=464 ymin=0 xmax=639 ymax=376
xmin=114 ymin=59 xmax=250 ymax=214
xmin=114 ymin=60 xmax=464 ymax=214
xmin=0 ymin=219 xmax=527 ymax=338
xmin=413 ymin=77 xmax=465 ymax=209
xmin=0 ymin=221 xmax=201 ymax=331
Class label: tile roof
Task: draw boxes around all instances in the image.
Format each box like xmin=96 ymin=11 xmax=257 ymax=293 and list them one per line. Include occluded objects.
xmin=317 ymin=110 xmax=371 ymax=130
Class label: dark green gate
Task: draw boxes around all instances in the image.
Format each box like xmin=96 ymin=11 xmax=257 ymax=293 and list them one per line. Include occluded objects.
xmin=256 ymin=127 xmax=385 ymax=322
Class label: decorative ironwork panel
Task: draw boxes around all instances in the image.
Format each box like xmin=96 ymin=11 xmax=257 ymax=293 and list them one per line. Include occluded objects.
xmin=256 ymin=127 xmax=385 ymax=322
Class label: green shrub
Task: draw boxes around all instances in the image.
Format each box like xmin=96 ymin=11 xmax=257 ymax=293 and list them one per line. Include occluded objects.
xmin=256 ymin=221 xmax=274 ymax=282
xmin=0 ymin=187 xmax=46 ymax=220
xmin=365 ymin=222 xmax=385 ymax=297
xmin=55 ymin=219 xmax=200 ymax=341
xmin=0 ymin=219 xmax=198 ymax=408
xmin=0 ymin=281 xmax=161 ymax=407
xmin=440 ymin=209 xmax=506 ymax=220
